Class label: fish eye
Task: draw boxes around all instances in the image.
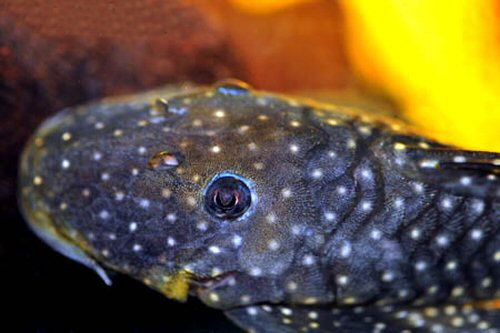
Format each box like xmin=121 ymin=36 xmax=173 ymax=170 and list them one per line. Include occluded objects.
xmin=204 ymin=175 xmax=252 ymax=219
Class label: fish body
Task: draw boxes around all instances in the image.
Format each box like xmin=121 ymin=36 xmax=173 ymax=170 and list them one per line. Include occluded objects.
xmin=19 ymin=81 xmax=500 ymax=332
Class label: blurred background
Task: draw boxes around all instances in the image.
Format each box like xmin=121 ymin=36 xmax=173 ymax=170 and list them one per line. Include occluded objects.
xmin=1 ymin=0 xmax=499 ymax=332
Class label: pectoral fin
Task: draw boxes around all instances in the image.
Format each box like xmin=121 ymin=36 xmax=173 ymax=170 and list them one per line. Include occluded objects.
xmin=404 ymin=147 xmax=500 ymax=199
xmin=225 ymin=302 xmax=500 ymax=333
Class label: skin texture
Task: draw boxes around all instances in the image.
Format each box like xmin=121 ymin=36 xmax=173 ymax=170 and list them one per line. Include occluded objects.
xmin=19 ymin=81 xmax=500 ymax=332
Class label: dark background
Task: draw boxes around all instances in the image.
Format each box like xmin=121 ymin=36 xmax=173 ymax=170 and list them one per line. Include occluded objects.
xmin=0 ymin=1 xmax=349 ymax=332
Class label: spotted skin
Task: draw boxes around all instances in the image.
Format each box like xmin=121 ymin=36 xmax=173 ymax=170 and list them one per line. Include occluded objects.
xmin=19 ymin=81 xmax=500 ymax=332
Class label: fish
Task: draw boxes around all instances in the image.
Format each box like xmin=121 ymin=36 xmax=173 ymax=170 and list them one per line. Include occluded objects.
xmin=18 ymin=80 xmax=500 ymax=333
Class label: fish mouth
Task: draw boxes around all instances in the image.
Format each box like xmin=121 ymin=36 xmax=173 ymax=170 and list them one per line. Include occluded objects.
xmin=189 ymin=271 xmax=236 ymax=290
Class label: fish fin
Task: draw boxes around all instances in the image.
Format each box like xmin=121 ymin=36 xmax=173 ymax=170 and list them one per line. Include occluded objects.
xmin=225 ymin=303 xmax=500 ymax=333
xmin=29 ymin=223 xmax=113 ymax=286
xmin=403 ymin=147 xmax=500 ymax=199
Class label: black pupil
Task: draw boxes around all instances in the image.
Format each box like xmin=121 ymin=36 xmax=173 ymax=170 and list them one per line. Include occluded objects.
xmin=215 ymin=189 xmax=238 ymax=209
xmin=205 ymin=176 xmax=251 ymax=219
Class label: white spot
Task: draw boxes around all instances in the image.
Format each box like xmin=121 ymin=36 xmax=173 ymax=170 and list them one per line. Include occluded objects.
xmin=62 ymin=132 xmax=72 ymax=141
xmin=133 ymin=244 xmax=142 ymax=252
xmin=327 ymin=118 xmax=338 ymax=126
xmin=398 ymin=289 xmax=410 ymax=299
xmin=347 ymin=138 xmax=357 ymax=149
xmin=446 ymin=261 xmax=457 ymax=270
xmin=361 ymin=169 xmax=373 ymax=179
xmin=394 ymin=197 xmax=404 ymax=209
xmin=361 ymin=201 xmax=372 ymax=211
xmin=209 ymin=246 xmax=221 ymax=254
xmin=257 ymin=305 xmax=270 ymax=313
xmin=290 ymin=224 xmax=303 ymax=235
xmin=99 ymin=210 xmax=110 ymax=220
xmin=246 ymin=307 xmax=258 ymax=316
xmin=410 ymin=228 xmax=421 ymax=239
xmin=129 ymin=222 xmax=137 ymax=232
xmin=420 ymin=159 xmax=439 ymax=168
xmin=287 ymin=281 xmax=298 ymax=291
xmin=249 ymin=267 xmax=262 ymax=276
xmin=253 ymin=162 xmax=264 ymax=170
xmin=238 ymin=125 xmax=250 ymax=133
xmin=460 ymin=176 xmax=472 ymax=186
xmin=209 ymin=292 xmax=220 ymax=302
xmin=281 ymin=308 xmax=293 ymax=316
xmin=493 ymin=159 xmax=500 ymax=166
xmin=453 ymin=156 xmax=467 ymax=163
xmin=232 ymin=234 xmax=243 ymax=247
xmin=268 ymin=240 xmax=280 ymax=251
xmin=240 ymin=295 xmax=251 ymax=303
xmin=247 ymin=142 xmax=257 ymax=151
xmin=197 ymin=221 xmax=208 ymax=231
xmin=308 ymin=311 xmax=319 ymax=320
xmin=211 ymin=146 xmax=221 ymax=153
xmin=290 ymin=120 xmax=301 ymax=127
xmin=166 ymin=213 xmax=177 ymax=222
xmin=266 ymin=213 xmax=277 ymax=223
xmin=131 ymin=168 xmax=139 ymax=176
xmin=187 ymin=196 xmax=197 ymax=206
xmin=167 ymin=237 xmax=176 ymax=247
xmin=394 ymin=142 xmax=406 ymax=151
xmin=415 ymin=261 xmax=427 ymax=271
xmin=340 ymin=242 xmax=352 ymax=258
xmin=161 ymin=188 xmax=172 ymax=198
xmin=281 ymin=188 xmax=292 ymax=198
xmin=61 ymin=159 xmax=70 ymax=169
xmin=311 ymin=168 xmax=323 ymax=179
xmin=441 ymin=198 xmax=453 ymax=210
xmin=413 ymin=183 xmax=424 ymax=193
xmin=289 ymin=144 xmax=299 ymax=153
xmin=33 ymin=176 xmax=43 ymax=186
xmin=470 ymin=229 xmax=483 ymax=240
xmin=115 ymin=192 xmax=125 ymax=201
xmin=382 ymin=271 xmax=394 ymax=282
xmin=370 ymin=229 xmax=382 ymax=240
xmin=328 ymin=151 xmax=336 ymax=158
xmin=93 ymin=152 xmax=102 ymax=161
xmin=337 ymin=275 xmax=349 ymax=285
xmin=139 ymin=199 xmax=150 ymax=209
xmin=478 ymin=321 xmax=490 ymax=329
xmin=101 ymin=173 xmax=110 ymax=181
xmin=95 ymin=122 xmax=104 ymax=129
xmin=336 ymin=186 xmax=347 ymax=195
xmin=472 ymin=200 xmax=485 ymax=214
xmin=113 ymin=129 xmax=123 ymax=137
xmin=481 ymin=277 xmax=492 ymax=288
xmin=359 ymin=126 xmax=372 ymax=135
xmin=436 ymin=235 xmax=449 ymax=247
xmin=138 ymin=146 xmax=147 ymax=155
xmin=214 ymin=109 xmax=225 ymax=118
xmin=324 ymin=211 xmax=336 ymax=221
xmin=302 ymin=255 xmax=315 ymax=266
xmin=247 ymin=306 xmax=259 ymax=316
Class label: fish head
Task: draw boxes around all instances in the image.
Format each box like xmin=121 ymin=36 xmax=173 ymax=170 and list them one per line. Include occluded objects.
xmin=19 ymin=82 xmax=334 ymax=309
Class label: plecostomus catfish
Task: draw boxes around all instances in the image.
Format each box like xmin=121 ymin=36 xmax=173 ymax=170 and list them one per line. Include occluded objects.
xmin=19 ymin=81 xmax=500 ymax=333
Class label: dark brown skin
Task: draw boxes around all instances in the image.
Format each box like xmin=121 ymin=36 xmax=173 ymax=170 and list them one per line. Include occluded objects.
xmin=19 ymin=81 xmax=500 ymax=333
